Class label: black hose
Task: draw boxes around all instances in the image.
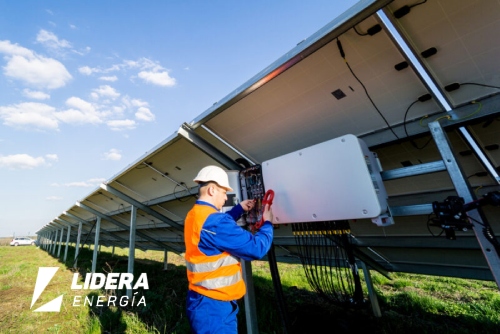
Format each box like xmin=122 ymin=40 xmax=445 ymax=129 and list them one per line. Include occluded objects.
xmin=267 ymin=242 xmax=291 ymax=334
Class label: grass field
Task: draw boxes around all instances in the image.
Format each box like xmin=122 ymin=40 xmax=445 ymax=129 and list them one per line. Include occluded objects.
xmin=0 ymin=239 xmax=499 ymax=333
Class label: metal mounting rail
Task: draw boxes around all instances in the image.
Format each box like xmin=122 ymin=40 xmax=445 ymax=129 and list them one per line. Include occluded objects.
xmin=429 ymin=121 xmax=500 ymax=289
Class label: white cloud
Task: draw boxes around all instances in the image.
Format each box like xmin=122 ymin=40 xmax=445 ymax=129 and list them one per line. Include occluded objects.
xmin=102 ymin=148 xmax=122 ymax=161
xmin=79 ymin=66 xmax=95 ymax=75
xmin=87 ymin=177 xmax=106 ymax=184
xmin=107 ymin=119 xmax=136 ymax=131
xmin=135 ymin=107 xmax=155 ymax=122
xmin=0 ymin=102 xmax=59 ymax=130
xmin=56 ymin=97 xmax=103 ymax=124
xmin=46 ymin=196 xmax=63 ymax=201
xmin=138 ymin=70 xmax=176 ymax=87
xmin=36 ymin=29 xmax=72 ymax=50
xmin=65 ymin=96 xmax=96 ymax=113
xmin=0 ymin=154 xmax=50 ymax=169
xmin=55 ymin=108 xmax=97 ymax=124
xmin=91 ymin=85 xmax=120 ymax=100
xmin=45 ymin=154 xmax=58 ymax=161
xmin=122 ymin=96 xmax=148 ymax=109
xmin=53 ymin=177 xmax=106 ymax=188
xmin=0 ymin=40 xmax=72 ymax=89
xmin=131 ymin=99 xmax=148 ymax=107
xmin=0 ymin=40 xmax=33 ymax=57
xmin=99 ymin=76 xmax=118 ymax=82
xmin=0 ymin=93 xmax=152 ymax=132
xmin=121 ymin=97 xmax=155 ymax=123
xmin=4 ymin=55 xmax=71 ymax=89
xmin=78 ymin=57 xmax=176 ymax=87
xmin=23 ymin=89 xmax=50 ymax=100
xmin=64 ymin=181 xmax=94 ymax=187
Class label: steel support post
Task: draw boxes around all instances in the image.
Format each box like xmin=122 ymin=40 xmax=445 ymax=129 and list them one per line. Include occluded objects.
xmin=163 ymin=250 xmax=169 ymax=270
xmin=64 ymin=225 xmax=71 ymax=263
xmin=360 ymin=261 xmax=381 ymax=317
xmin=50 ymin=232 xmax=54 ymax=251
xmin=57 ymin=227 xmax=64 ymax=257
xmin=52 ymin=230 xmax=58 ymax=255
xmin=74 ymin=221 xmax=83 ymax=268
xmin=241 ymin=260 xmax=259 ymax=334
xmin=47 ymin=232 xmax=50 ymax=252
xmin=91 ymin=217 xmax=101 ymax=273
xmin=127 ymin=205 xmax=137 ymax=298
xmin=429 ymin=121 xmax=500 ymax=289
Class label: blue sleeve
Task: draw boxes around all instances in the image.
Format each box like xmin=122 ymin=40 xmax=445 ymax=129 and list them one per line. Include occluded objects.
xmin=225 ymin=203 xmax=244 ymax=221
xmin=199 ymin=212 xmax=273 ymax=261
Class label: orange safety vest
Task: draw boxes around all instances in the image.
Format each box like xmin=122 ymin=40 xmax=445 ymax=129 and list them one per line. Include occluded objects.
xmin=184 ymin=203 xmax=246 ymax=301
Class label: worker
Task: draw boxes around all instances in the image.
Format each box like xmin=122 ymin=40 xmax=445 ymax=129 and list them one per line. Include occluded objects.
xmin=184 ymin=165 xmax=274 ymax=333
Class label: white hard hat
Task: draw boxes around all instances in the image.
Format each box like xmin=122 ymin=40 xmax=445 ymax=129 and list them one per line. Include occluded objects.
xmin=194 ymin=165 xmax=233 ymax=192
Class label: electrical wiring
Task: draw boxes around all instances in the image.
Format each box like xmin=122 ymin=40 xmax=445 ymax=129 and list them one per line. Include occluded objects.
xmin=292 ymin=221 xmax=363 ymax=306
xmin=173 ymin=183 xmax=196 ymax=202
xmin=426 ymin=213 xmax=444 ymax=237
xmin=474 ymin=186 xmax=483 ymax=195
xmin=403 ymin=99 xmax=419 ymax=139
xmin=418 ymin=114 xmax=451 ymax=127
xmin=403 ymin=113 xmax=451 ymax=150
xmin=416 ymin=100 xmax=482 ymax=128
xmin=459 ymin=82 xmax=500 ymax=90
xmin=393 ymin=0 xmax=428 ymax=18
xmin=135 ymin=162 xmax=150 ymax=169
xmin=353 ymin=24 xmax=381 ymax=37
xmin=467 ymin=215 xmax=486 ymax=227
xmin=353 ymin=25 xmax=368 ymax=36
xmin=401 ymin=102 xmax=435 ymax=150
xmin=336 ymin=38 xmax=400 ymax=140
xmin=454 ymin=101 xmax=482 ymax=120
xmin=408 ymin=0 xmax=427 ymax=9
xmin=467 ymin=172 xmax=487 ymax=179
xmin=431 ymin=115 xmax=452 ymax=123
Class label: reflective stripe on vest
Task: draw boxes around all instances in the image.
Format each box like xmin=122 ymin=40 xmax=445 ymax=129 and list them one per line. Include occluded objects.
xmin=193 ymin=271 xmax=242 ymax=290
xmin=186 ymin=254 xmax=239 ymax=273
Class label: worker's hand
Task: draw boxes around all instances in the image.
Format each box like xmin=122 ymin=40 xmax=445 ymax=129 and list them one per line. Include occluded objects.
xmin=263 ymin=204 xmax=273 ymax=224
xmin=240 ymin=199 xmax=256 ymax=212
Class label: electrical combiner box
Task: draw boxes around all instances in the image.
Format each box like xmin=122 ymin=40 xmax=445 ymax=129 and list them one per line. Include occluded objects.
xmin=262 ymin=134 xmax=392 ymax=226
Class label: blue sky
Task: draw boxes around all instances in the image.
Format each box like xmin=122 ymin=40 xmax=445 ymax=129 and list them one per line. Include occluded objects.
xmin=0 ymin=0 xmax=359 ymax=237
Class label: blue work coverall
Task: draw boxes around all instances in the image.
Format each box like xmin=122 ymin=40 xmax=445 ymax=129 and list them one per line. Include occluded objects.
xmin=186 ymin=200 xmax=274 ymax=333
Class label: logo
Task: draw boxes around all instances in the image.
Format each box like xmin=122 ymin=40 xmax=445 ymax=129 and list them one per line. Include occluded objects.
xmin=31 ymin=267 xmax=149 ymax=312
xmin=31 ymin=267 xmax=64 ymax=312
